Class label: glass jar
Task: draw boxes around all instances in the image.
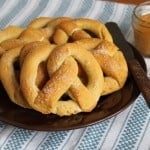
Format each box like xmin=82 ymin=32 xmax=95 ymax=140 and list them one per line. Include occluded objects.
xmin=132 ymin=1 xmax=150 ymax=57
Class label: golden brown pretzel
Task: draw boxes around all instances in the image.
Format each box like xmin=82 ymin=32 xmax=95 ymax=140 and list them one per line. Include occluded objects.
xmin=27 ymin=17 xmax=52 ymax=28
xmin=0 ymin=26 xmax=50 ymax=107
xmin=0 ymin=26 xmax=49 ymax=57
xmin=20 ymin=43 xmax=104 ymax=116
xmin=53 ymin=18 xmax=113 ymax=44
xmin=0 ymin=26 xmax=24 ymax=56
xmin=47 ymin=44 xmax=104 ymax=113
xmin=19 ymin=41 xmax=49 ymax=88
xmin=0 ymin=46 xmax=5 ymax=56
xmin=0 ymin=16 xmax=128 ymax=117
xmin=28 ymin=17 xmax=72 ymax=39
xmin=0 ymin=46 xmax=30 ymax=108
xmin=0 ymin=26 xmax=24 ymax=43
xmin=19 ymin=41 xmax=47 ymax=65
xmin=0 ymin=41 xmax=50 ymax=108
xmin=75 ymin=38 xmax=128 ymax=95
xmin=0 ymin=39 xmax=26 ymax=51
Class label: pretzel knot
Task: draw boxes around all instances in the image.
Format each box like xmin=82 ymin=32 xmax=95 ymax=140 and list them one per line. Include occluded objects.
xmin=75 ymin=38 xmax=128 ymax=95
xmin=20 ymin=43 xmax=104 ymax=116
xmin=28 ymin=17 xmax=72 ymax=39
xmin=53 ymin=18 xmax=113 ymax=45
xmin=0 ymin=26 xmax=49 ymax=108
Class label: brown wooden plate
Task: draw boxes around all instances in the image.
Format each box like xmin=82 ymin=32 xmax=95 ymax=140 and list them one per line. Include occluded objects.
xmin=0 ymin=43 xmax=146 ymax=131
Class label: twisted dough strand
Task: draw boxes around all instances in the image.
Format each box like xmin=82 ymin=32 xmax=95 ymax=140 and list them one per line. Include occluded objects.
xmin=0 ymin=26 xmax=50 ymax=108
xmin=0 ymin=46 xmax=30 ymax=108
xmin=20 ymin=43 xmax=104 ymax=115
xmin=75 ymin=38 xmax=128 ymax=95
xmin=47 ymin=43 xmax=104 ymax=112
xmin=53 ymin=18 xmax=113 ymax=44
xmin=28 ymin=17 xmax=72 ymax=39
xmin=0 ymin=16 xmax=128 ymax=117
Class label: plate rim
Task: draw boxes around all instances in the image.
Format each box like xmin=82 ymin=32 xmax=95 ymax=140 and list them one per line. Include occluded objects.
xmin=0 ymin=42 xmax=146 ymax=131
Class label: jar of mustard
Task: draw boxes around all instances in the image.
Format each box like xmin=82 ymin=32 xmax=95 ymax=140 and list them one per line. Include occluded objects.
xmin=132 ymin=1 xmax=150 ymax=57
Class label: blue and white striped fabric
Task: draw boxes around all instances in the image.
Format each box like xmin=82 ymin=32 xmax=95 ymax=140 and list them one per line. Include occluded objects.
xmin=0 ymin=0 xmax=150 ymax=149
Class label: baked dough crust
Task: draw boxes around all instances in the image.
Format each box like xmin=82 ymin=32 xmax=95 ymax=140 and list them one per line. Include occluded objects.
xmin=0 ymin=17 xmax=128 ymax=116
xmin=53 ymin=18 xmax=113 ymax=44
xmin=20 ymin=43 xmax=104 ymax=116
xmin=75 ymin=38 xmax=128 ymax=95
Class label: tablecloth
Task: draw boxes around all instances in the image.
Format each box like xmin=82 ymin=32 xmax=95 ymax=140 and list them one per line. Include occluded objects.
xmin=0 ymin=0 xmax=150 ymax=149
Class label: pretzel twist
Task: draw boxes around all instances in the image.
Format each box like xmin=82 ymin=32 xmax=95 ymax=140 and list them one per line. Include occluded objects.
xmin=0 ymin=27 xmax=49 ymax=56
xmin=53 ymin=18 xmax=113 ymax=44
xmin=28 ymin=17 xmax=72 ymax=39
xmin=0 ymin=26 xmax=24 ymax=56
xmin=0 ymin=18 xmax=69 ymax=108
xmin=0 ymin=25 xmax=24 ymax=43
xmin=75 ymin=38 xmax=128 ymax=95
xmin=0 ymin=16 xmax=128 ymax=117
xmin=20 ymin=43 xmax=104 ymax=116
xmin=0 ymin=46 xmax=30 ymax=108
xmin=0 ymin=26 xmax=50 ymax=108
xmin=27 ymin=17 xmax=52 ymax=28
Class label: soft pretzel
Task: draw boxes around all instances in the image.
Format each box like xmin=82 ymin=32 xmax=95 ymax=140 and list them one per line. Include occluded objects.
xmin=0 ymin=25 xmax=24 ymax=43
xmin=75 ymin=38 xmax=128 ymax=95
xmin=0 ymin=46 xmax=30 ymax=108
xmin=53 ymin=18 xmax=113 ymax=44
xmin=27 ymin=17 xmax=52 ymax=28
xmin=0 ymin=41 xmax=51 ymax=108
xmin=19 ymin=41 xmax=49 ymax=88
xmin=0 ymin=26 xmax=49 ymax=56
xmin=0 ymin=46 xmax=5 ymax=56
xmin=28 ymin=17 xmax=72 ymax=39
xmin=0 ymin=26 xmax=24 ymax=56
xmin=20 ymin=43 xmax=104 ymax=116
xmin=19 ymin=41 xmax=47 ymax=65
xmin=0 ymin=16 xmax=128 ymax=117
xmin=0 ymin=39 xmax=26 ymax=51
xmin=18 ymin=28 xmax=48 ymax=43
xmin=0 ymin=26 xmax=50 ymax=107
xmin=48 ymin=44 xmax=104 ymax=113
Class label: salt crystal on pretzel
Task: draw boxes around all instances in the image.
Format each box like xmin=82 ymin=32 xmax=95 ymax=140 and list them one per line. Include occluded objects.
xmin=20 ymin=43 xmax=104 ymax=116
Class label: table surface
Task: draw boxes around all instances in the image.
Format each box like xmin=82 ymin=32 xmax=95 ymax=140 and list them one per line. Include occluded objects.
xmin=104 ymin=0 xmax=149 ymax=5
xmin=0 ymin=1 xmax=150 ymax=150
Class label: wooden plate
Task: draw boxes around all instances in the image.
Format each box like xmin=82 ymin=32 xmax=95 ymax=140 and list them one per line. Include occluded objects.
xmin=0 ymin=43 xmax=146 ymax=131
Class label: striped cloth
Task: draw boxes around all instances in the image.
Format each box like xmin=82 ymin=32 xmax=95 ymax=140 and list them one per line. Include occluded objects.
xmin=0 ymin=0 xmax=150 ymax=149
